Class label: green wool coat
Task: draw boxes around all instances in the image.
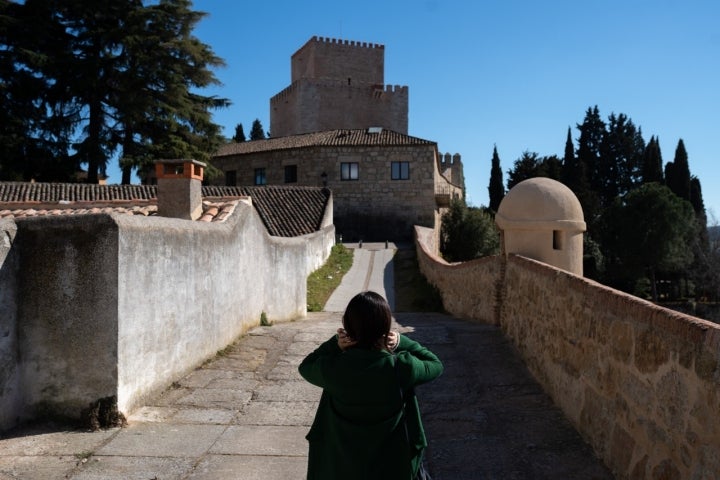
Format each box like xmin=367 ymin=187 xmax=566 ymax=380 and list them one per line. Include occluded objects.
xmin=298 ymin=333 xmax=443 ymax=480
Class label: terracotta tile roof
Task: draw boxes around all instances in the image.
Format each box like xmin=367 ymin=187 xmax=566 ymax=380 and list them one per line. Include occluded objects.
xmin=0 ymin=182 xmax=330 ymax=237
xmin=214 ymin=128 xmax=435 ymax=157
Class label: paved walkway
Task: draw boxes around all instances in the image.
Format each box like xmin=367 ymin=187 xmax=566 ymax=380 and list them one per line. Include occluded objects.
xmin=0 ymin=244 xmax=614 ymax=479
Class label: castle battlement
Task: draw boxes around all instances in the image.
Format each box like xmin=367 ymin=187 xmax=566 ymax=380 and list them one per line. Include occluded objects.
xmin=274 ymin=36 xmax=408 ymax=136
xmin=271 ymin=80 xmax=408 ymax=107
xmin=309 ymin=35 xmax=384 ymax=50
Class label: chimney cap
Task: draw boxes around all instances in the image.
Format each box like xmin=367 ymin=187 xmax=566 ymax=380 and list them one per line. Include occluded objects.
xmin=155 ymin=159 xmax=206 ymax=181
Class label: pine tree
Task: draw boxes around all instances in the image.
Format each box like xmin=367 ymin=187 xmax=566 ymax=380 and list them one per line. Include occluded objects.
xmin=487 ymin=145 xmax=504 ymax=213
xmin=249 ymin=119 xmax=266 ymax=141
xmin=0 ymin=0 xmax=229 ymax=183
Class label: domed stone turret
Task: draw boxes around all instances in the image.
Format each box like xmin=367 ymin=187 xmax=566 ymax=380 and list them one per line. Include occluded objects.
xmin=495 ymin=177 xmax=586 ymax=275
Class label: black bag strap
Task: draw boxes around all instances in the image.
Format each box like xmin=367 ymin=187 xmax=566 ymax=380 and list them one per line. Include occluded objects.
xmin=393 ymin=355 xmax=411 ymax=444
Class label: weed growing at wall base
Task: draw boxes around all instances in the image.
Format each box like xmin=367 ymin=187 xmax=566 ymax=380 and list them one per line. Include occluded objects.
xmin=307 ymin=244 xmax=353 ymax=311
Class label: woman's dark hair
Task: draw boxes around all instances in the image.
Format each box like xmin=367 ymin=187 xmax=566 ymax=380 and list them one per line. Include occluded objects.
xmin=342 ymin=291 xmax=392 ymax=349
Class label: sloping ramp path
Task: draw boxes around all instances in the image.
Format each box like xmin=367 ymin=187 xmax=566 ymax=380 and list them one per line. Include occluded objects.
xmin=0 ymin=245 xmax=614 ymax=479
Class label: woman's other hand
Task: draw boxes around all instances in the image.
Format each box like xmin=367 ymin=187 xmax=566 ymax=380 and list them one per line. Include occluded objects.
xmin=337 ymin=328 xmax=357 ymax=351
xmin=385 ymin=331 xmax=399 ymax=352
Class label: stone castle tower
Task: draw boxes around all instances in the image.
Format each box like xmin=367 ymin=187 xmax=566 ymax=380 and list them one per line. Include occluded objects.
xmin=270 ymin=36 xmax=409 ymax=137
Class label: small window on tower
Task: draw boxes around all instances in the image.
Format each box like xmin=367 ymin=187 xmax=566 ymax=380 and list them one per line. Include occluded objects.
xmin=553 ymin=230 xmax=563 ymax=250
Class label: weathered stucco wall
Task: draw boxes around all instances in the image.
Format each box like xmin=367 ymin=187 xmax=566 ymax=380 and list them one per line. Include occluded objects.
xmin=15 ymin=215 xmax=120 ymax=423
xmin=0 ymin=202 xmax=334 ymax=430
xmin=415 ymin=226 xmax=720 ymax=479
xmin=0 ymin=218 xmax=20 ymax=429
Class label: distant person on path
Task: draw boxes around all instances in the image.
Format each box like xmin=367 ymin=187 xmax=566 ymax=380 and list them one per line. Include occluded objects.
xmin=299 ymin=290 xmax=443 ymax=479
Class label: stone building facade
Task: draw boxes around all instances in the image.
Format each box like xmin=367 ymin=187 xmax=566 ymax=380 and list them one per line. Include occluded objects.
xmin=270 ymin=36 xmax=408 ymax=137
xmin=212 ymin=128 xmax=462 ymax=241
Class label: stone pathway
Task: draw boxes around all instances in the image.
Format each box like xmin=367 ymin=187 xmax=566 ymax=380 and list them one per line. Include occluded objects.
xmin=0 ymin=244 xmax=615 ymax=479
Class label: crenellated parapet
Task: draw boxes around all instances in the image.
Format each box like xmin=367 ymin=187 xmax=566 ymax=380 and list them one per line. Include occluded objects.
xmin=302 ymin=35 xmax=385 ymax=50
xmin=273 ymin=36 xmax=408 ymax=137
xmin=438 ymin=152 xmax=465 ymax=191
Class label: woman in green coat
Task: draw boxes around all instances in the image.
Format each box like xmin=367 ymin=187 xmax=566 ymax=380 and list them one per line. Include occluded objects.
xmin=298 ymin=291 xmax=443 ymax=480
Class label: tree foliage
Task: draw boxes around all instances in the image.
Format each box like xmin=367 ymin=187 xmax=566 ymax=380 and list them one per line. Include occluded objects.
xmin=487 ymin=145 xmax=504 ymax=213
xmin=0 ymin=0 xmax=229 ymax=183
xmin=506 ymin=151 xmax=561 ymax=190
xmin=440 ymin=198 xmax=500 ymax=262
xmin=249 ymin=118 xmax=266 ymax=141
xmin=495 ymin=104 xmax=713 ymax=305
xmin=233 ymin=123 xmax=246 ymax=142
xmin=665 ymin=139 xmax=691 ymax=202
xmin=601 ymin=183 xmax=697 ymax=300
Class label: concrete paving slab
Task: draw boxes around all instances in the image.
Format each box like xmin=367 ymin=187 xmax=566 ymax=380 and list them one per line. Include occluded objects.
xmin=0 ymin=455 xmax=78 ymax=480
xmin=179 ymin=369 xmax=251 ymax=388
xmin=127 ymin=406 xmax=178 ymax=423
xmin=69 ymin=456 xmax=195 ymax=480
xmin=210 ymin=425 xmax=308 ymax=456
xmin=0 ymin=427 xmax=116 ymax=456
xmin=171 ymin=408 xmax=237 ymax=425
xmin=234 ymin=401 xmax=317 ymax=426
xmin=95 ymin=423 xmax=226 ymax=457
xmin=173 ymin=388 xmax=253 ymax=409
xmin=254 ymin=381 xmax=321 ymax=402
xmin=188 ymin=455 xmax=306 ymax=480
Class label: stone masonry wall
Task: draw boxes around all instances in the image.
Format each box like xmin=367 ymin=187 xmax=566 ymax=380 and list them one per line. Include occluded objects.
xmin=415 ymin=227 xmax=720 ymax=478
xmin=270 ymin=80 xmax=408 ymax=137
xmin=214 ymin=143 xmax=438 ymax=241
xmin=290 ymin=36 xmax=385 ymax=85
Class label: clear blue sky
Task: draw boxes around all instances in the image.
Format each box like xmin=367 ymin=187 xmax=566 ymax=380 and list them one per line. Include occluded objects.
xmin=111 ymin=0 xmax=720 ymax=221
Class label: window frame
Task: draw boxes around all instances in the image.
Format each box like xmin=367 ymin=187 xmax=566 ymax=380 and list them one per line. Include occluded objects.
xmin=254 ymin=167 xmax=266 ymax=186
xmin=340 ymin=162 xmax=359 ymax=181
xmin=391 ymin=161 xmax=410 ymax=180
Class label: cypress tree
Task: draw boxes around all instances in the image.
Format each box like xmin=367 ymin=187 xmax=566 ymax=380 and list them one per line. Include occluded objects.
xmin=641 ymin=136 xmax=664 ymax=184
xmin=233 ymin=124 xmax=247 ymax=143
xmin=249 ymin=119 xmax=266 ymax=140
xmin=665 ymin=139 xmax=691 ymax=201
xmin=488 ymin=145 xmax=504 ymax=212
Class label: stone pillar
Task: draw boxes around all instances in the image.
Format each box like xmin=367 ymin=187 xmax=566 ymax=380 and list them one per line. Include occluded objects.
xmin=155 ymin=159 xmax=205 ymax=220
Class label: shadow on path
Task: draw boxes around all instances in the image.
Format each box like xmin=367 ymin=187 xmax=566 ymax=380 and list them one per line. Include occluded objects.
xmin=396 ymin=313 xmax=614 ymax=480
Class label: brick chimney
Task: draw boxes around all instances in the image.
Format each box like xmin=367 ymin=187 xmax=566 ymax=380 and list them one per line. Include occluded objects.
xmin=155 ymin=159 xmax=205 ymax=220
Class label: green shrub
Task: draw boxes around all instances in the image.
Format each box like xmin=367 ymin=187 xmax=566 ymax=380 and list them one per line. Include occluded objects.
xmin=307 ymin=244 xmax=353 ymax=311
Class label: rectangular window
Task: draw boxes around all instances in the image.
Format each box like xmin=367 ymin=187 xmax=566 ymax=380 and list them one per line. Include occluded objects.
xmin=284 ymin=165 xmax=297 ymax=183
xmin=553 ymin=230 xmax=563 ymax=250
xmin=391 ymin=161 xmax=410 ymax=180
xmin=225 ymin=170 xmax=237 ymax=186
xmin=341 ymin=162 xmax=359 ymax=181
xmin=254 ymin=168 xmax=266 ymax=185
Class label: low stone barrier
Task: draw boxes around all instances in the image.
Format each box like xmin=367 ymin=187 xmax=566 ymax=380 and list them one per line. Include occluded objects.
xmin=415 ymin=225 xmax=720 ymax=478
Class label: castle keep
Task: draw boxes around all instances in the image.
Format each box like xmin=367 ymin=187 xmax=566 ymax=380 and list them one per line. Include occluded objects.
xmin=270 ymin=36 xmax=409 ymax=137
xmin=214 ymin=36 xmax=465 ymax=241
